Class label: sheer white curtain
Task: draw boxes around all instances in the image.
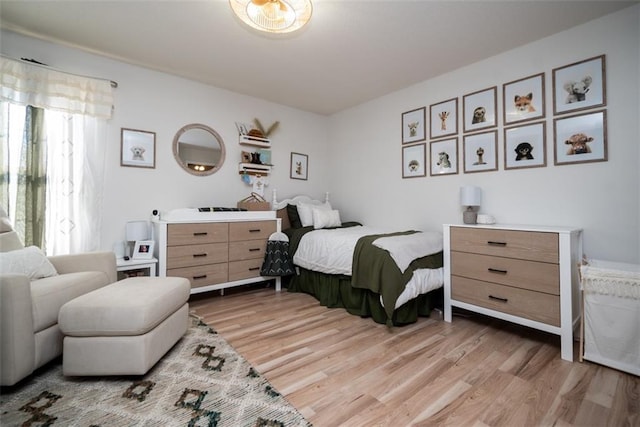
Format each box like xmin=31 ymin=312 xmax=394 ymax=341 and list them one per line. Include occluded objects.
xmin=1 ymin=57 xmax=113 ymax=254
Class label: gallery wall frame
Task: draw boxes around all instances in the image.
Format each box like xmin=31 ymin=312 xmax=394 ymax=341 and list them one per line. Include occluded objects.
xmin=503 ymin=72 xmax=546 ymax=126
xmin=463 ymin=130 xmax=498 ymax=174
xmin=402 ymin=143 xmax=426 ymax=178
xmin=430 ymin=138 xmax=458 ymax=176
xmin=121 ymin=128 xmax=156 ymax=168
xmin=401 ymin=107 xmax=426 ymax=144
xmin=463 ymin=86 xmax=497 ymax=133
xmin=290 ymin=152 xmax=308 ymax=180
xmin=504 ymin=121 xmax=547 ymax=170
xmin=553 ymin=109 xmax=607 ymax=166
xmin=552 ymin=55 xmax=606 ymax=116
xmin=429 ymin=98 xmax=458 ymax=139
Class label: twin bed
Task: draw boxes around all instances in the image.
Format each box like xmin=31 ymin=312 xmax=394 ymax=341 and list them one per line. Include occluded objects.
xmin=272 ymin=192 xmax=444 ymax=326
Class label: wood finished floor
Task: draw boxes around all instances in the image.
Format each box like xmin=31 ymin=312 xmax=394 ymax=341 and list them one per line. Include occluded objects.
xmin=190 ymin=285 xmax=640 ymax=427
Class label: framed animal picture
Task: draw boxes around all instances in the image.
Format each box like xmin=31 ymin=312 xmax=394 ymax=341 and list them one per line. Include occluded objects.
xmin=429 ymin=98 xmax=458 ymax=139
xmin=402 ymin=143 xmax=426 ymax=178
xmin=463 ymin=130 xmax=498 ymax=174
xmin=121 ymin=128 xmax=156 ymax=168
xmin=503 ymin=73 xmax=545 ymax=126
xmin=290 ymin=152 xmax=308 ymax=180
xmin=504 ymin=121 xmax=547 ymax=170
xmin=430 ymin=138 xmax=458 ymax=176
xmin=463 ymin=86 xmax=497 ymax=133
xmin=401 ymin=107 xmax=426 ymax=144
xmin=553 ymin=110 xmax=607 ymax=166
xmin=552 ymin=55 xmax=606 ymax=116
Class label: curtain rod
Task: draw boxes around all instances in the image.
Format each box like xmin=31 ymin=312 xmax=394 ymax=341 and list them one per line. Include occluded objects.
xmin=1 ymin=54 xmax=118 ymax=88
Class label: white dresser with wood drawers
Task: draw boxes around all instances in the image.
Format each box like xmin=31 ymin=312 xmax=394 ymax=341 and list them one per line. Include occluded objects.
xmin=443 ymin=224 xmax=582 ymax=361
xmin=154 ymin=210 xmax=279 ymax=294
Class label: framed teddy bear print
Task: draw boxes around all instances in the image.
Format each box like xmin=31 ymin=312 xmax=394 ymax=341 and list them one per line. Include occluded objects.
xmin=552 ymin=55 xmax=606 ymax=116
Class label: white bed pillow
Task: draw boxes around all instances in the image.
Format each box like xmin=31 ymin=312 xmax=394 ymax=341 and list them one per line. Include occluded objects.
xmin=313 ymin=209 xmax=342 ymax=229
xmin=0 ymin=246 xmax=58 ymax=280
xmin=297 ymin=202 xmax=331 ymax=227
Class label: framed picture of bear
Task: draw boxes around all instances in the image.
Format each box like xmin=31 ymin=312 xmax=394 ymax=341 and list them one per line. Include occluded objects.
xmin=402 ymin=107 xmax=426 ymax=144
xmin=121 ymin=128 xmax=156 ymax=168
xmin=430 ymin=138 xmax=458 ymax=176
xmin=504 ymin=121 xmax=546 ymax=170
xmin=503 ymin=73 xmax=545 ymax=126
xmin=290 ymin=152 xmax=309 ymax=180
xmin=552 ymin=55 xmax=606 ymax=116
xmin=554 ymin=110 xmax=607 ymax=166
xmin=402 ymin=143 xmax=426 ymax=178
xmin=463 ymin=130 xmax=498 ymax=173
xmin=463 ymin=86 xmax=497 ymax=133
xmin=429 ymin=98 xmax=458 ymax=139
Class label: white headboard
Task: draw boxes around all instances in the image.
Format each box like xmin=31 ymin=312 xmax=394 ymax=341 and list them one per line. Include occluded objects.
xmin=271 ymin=189 xmax=330 ymax=211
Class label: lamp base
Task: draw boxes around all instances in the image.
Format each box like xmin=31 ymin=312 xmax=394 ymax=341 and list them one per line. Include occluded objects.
xmin=463 ymin=210 xmax=478 ymax=224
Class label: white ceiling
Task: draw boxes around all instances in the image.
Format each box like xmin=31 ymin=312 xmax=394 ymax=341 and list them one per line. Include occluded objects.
xmin=0 ymin=0 xmax=635 ymax=115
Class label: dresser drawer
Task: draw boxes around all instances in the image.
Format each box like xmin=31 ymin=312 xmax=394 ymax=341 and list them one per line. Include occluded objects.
xmin=167 ymin=243 xmax=228 ymax=269
xmin=450 ymin=227 xmax=558 ymax=263
xmin=451 ymin=251 xmax=559 ymax=295
xmin=167 ymin=264 xmax=228 ymax=288
xmin=229 ymin=239 xmax=267 ymax=262
xmin=452 ymin=276 xmax=560 ymax=326
xmin=168 ymin=223 xmax=228 ymax=246
xmin=229 ymin=221 xmax=276 ymax=242
xmin=229 ymin=258 xmax=263 ymax=281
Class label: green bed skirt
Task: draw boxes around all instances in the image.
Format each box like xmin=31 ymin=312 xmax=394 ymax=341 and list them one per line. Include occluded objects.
xmin=287 ymin=268 xmax=443 ymax=326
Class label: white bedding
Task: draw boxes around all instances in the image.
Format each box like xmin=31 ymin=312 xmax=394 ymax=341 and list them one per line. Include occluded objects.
xmin=293 ymin=225 xmax=444 ymax=309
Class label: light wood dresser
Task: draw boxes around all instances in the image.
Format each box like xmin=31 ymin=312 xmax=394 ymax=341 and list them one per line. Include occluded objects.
xmin=154 ymin=210 xmax=279 ymax=294
xmin=443 ymin=224 xmax=582 ymax=361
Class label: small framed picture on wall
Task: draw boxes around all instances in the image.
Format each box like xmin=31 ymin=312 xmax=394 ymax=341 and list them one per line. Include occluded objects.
xmin=504 ymin=121 xmax=547 ymax=170
xmin=290 ymin=152 xmax=308 ymax=180
xmin=429 ymin=98 xmax=458 ymax=139
xmin=402 ymin=143 xmax=426 ymax=178
xmin=553 ymin=55 xmax=606 ymax=115
xmin=121 ymin=128 xmax=156 ymax=168
xmin=553 ymin=110 xmax=607 ymax=166
xmin=463 ymin=130 xmax=498 ymax=174
xmin=430 ymin=138 xmax=458 ymax=176
xmin=463 ymin=86 xmax=497 ymax=133
xmin=401 ymin=107 xmax=426 ymax=144
xmin=503 ymin=72 xmax=545 ymax=126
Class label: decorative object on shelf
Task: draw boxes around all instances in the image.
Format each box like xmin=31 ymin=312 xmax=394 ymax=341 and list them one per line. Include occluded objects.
xmin=253 ymin=118 xmax=280 ymax=137
xmin=503 ymin=72 xmax=546 ymax=126
xmin=553 ymin=54 xmax=606 ymax=116
xmin=290 ymin=152 xmax=308 ymax=180
xmin=429 ymin=98 xmax=458 ymax=139
xmin=463 ymin=130 xmax=498 ymax=173
xmin=504 ymin=121 xmax=547 ymax=170
xmin=463 ymin=86 xmax=497 ymax=133
xmin=554 ymin=109 xmax=607 ymax=166
xmin=401 ymin=107 xmax=426 ymax=144
xmin=121 ymin=128 xmax=156 ymax=168
xmin=125 ymin=220 xmax=150 ymax=258
xmin=402 ymin=143 xmax=426 ymax=178
xmin=132 ymin=240 xmax=155 ymax=260
xmin=229 ymin=0 xmax=313 ymax=34
xmin=460 ymin=186 xmax=482 ymax=224
xmin=430 ymin=137 xmax=458 ymax=176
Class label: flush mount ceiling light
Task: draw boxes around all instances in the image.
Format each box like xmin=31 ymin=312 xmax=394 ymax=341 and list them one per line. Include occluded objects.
xmin=229 ymin=0 xmax=313 ymax=34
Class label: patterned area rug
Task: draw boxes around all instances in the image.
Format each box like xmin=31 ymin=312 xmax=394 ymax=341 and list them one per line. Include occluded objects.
xmin=0 ymin=314 xmax=311 ymax=426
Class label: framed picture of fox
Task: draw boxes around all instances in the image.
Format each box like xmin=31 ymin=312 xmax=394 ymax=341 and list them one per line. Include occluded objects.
xmin=503 ymin=72 xmax=546 ymax=126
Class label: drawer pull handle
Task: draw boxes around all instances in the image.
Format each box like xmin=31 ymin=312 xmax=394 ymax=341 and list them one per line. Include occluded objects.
xmin=249 ymin=248 xmax=261 ymax=252
xmin=193 ymin=253 xmax=207 ymax=258
xmin=249 ymin=267 xmax=260 ymax=271
xmin=193 ymin=232 xmax=208 ymax=236
xmin=193 ymin=274 xmax=207 ymax=280
xmin=488 ymin=295 xmax=508 ymax=303
xmin=487 ymin=241 xmax=507 ymax=246
xmin=488 ymin=268 xmax=508 ymax=274
xmin=249 ymin=229 xmax=261 ymax=233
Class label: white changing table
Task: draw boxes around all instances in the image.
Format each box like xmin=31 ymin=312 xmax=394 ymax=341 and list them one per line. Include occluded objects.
xmin=580 ymin=259 xmax=640 ymax=376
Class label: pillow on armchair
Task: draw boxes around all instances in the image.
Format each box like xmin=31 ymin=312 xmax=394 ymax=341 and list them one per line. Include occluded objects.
xmin=0 ymin=246 xmax=58 ymax=280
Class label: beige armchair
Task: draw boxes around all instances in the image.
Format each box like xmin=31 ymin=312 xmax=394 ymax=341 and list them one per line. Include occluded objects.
xmin=0 ymin=215 xmax=116 ymax=386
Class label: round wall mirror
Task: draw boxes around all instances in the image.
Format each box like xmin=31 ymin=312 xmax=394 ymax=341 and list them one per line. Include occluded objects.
xmin=172 ymin=123 xmax=226 ymax=176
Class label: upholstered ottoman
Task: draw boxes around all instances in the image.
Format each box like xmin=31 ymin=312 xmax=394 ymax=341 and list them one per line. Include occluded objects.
xmin=58 ymin=276 xmax=190 ymax=376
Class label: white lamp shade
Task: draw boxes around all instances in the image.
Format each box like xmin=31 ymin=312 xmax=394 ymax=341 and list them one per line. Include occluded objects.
xmin=460 ymin=186 xmax=482 ymax=207
xmin=126 ymin=220 xmax=149 ymax=242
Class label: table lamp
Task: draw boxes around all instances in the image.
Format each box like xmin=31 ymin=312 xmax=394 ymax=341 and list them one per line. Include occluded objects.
xmin=125 ymin=220 xmax=149 ymax=257
xmin=460 ymin=186 xmax=482 ymax=224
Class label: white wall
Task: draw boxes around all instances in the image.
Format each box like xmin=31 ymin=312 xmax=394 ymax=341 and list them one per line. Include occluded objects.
xmin=328 ymin=5 xmax=640 ymax=263
xmin=1 ymin=30 xmax=330 ymax=251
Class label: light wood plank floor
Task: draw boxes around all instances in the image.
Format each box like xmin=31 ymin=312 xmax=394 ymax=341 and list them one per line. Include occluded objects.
xmin=190 ymin=285 xmax=640 ymax=427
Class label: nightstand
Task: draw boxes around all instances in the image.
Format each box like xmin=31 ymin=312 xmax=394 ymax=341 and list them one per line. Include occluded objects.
xmin=116 ymin=257 xmax=158 ymax=280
